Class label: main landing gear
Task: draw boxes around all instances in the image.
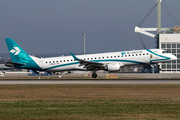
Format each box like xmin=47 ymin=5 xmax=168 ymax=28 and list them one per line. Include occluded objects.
xmin=92 ymin=72 xmax=97 ymax=78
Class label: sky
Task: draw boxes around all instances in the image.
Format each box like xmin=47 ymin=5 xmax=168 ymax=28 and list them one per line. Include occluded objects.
xmin=0 ymin=0 xmax=180 ymax=55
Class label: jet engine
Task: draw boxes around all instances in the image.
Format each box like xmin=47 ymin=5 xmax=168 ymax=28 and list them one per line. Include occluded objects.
xmin=105 ymin=63 xmax=121 ymax=71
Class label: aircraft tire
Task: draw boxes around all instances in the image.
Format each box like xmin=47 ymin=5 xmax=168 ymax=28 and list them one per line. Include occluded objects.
xmin=92 ymin=73 xmax=97 ymax=78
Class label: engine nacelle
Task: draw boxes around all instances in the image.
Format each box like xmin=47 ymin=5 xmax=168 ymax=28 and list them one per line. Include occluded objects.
xmin=105 ymin=63 xmax=121 ymax=71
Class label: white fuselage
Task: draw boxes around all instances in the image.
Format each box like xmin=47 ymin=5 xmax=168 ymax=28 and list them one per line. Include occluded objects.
xmin=32 ymin=49 xmax=177 ymax=72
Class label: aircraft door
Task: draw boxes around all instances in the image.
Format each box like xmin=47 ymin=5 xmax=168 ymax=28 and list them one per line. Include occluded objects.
xmin=150 ymin=51 xmax=158 ymax=60
xmin=39 ymin=60 xmax=43 ymax=68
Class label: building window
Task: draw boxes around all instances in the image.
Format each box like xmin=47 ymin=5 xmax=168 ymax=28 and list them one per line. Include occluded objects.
xmin=167 ymin=44 xmax=171 ymax=48
xmin=177 ymin=59 xmax=180 ymax=63
xmin=177 ymin=65 xmax=180 ymax=68
xmin=161 ymin=44 xmax=166 ymax=48
xmin=177 ymin=54 xmax=180 ymax=58
xmin=167 ymin=49 xmax=171 ymax=53
xmin=162 ymin=64 xmax=166 ymax=69
xmin=172 ymin=65 xmax=176 ymax=69
xmin=172 ymin=49 xmax=176 ymax=53
xmin=167 ymin=64 xmax=171 ymax=69
xmin=177 ymin=44 xmax=180 ymax=48
xmin=172 ymin=44 xmax=176 ymax=48
xmin=177 ymin=49 xmax=180 ymax=53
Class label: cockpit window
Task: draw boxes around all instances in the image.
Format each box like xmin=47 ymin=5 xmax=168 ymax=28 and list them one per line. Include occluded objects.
xmin=162 ymin=51 xmax=168 ymax=53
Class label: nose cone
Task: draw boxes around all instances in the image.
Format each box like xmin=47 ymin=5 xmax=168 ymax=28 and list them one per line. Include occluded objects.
xmin=172 ymin=55 xmax=177 ymax=60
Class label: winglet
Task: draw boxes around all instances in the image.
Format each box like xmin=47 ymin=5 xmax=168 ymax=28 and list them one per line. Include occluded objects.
xmin=70 ymin=52 xmax=80 ymax=61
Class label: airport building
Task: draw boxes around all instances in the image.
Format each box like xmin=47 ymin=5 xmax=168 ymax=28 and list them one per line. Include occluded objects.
xmin=159 ymin=32 xmax=180 ymax=73
xmin=135 ymin=0 xmax=180 ymax=73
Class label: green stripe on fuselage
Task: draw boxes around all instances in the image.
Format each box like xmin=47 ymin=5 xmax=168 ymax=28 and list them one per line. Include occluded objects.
xmin=146 ymin=49 xmax=171 ymax=63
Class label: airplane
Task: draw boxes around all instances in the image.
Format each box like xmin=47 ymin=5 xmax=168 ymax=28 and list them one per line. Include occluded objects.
xmin=5 ymin=38 xmax=177 ymax=78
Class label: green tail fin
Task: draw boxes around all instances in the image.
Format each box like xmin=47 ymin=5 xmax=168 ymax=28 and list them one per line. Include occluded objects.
xmin=5 ymin=38 xmax=41 ymax=70
xmin=5 ymin=38 xmax=31 ymax=63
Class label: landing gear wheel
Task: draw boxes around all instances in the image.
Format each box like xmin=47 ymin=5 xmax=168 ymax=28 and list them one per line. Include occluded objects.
xmin=92 ymin=73 xmax=97 ymax=78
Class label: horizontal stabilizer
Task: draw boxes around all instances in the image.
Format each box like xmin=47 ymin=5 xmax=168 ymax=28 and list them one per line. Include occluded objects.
xmin=5 ymin=61 xmax=25 ymax=65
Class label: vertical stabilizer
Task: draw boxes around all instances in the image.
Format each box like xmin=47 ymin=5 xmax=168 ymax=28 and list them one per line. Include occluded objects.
xmin=5 ymin=38 xmax=41 ymax=70
xmin=5 ymin=38 xmax=31 ymax=63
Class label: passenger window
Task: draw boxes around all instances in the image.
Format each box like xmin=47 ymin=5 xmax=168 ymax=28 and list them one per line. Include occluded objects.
xmin=102 ymin=57 xmax=104 ymax=59
xmin=129 ymin=55 xmax=130 ymax=57
xmin=64 ymin=60 xmax=65 ymax=62
xmin=125 ymin=55 xmax=127 ymax=57
xmin=121 ymin=55 xmax=123 ymax=57
xmin=147 ymin=53 xmax=148 ymax=55
xmin=46 ymin=62 xmax=47 ymax=63
xmin=114 ymin=56 xmax=116 ymax=58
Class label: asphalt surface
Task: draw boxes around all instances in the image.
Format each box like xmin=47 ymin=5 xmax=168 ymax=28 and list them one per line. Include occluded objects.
xmin=0 ymin=79 xmax=180 ymax=84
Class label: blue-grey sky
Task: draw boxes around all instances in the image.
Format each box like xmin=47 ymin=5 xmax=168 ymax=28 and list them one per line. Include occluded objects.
xmin=0 ymin=0 xmax=180 ymax=54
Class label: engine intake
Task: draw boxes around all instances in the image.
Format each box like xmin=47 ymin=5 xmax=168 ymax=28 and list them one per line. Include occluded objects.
xmin=105 ymin=63 xmax=121 ymax=71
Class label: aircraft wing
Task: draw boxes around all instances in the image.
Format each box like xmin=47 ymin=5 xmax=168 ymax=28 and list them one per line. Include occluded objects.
xmin=70 ymin=52 xmax=104 ymax=70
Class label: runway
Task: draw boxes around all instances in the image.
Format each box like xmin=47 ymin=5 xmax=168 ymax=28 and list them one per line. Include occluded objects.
xmin=0 ymin=79 xmax=180 ymax=84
